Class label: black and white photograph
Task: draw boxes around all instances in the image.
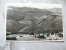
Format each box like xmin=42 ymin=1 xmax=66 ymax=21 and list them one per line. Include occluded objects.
xmin=6 ymin=3 xmax=63 ymax=41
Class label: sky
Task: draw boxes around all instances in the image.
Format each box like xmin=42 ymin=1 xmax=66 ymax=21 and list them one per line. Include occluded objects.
xmin=6 ymin=3 xmax=62 ymax=9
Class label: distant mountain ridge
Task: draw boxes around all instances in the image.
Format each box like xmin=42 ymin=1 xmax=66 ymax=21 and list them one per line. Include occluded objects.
xmin=7 ymin=7 xmax=51 ymax=21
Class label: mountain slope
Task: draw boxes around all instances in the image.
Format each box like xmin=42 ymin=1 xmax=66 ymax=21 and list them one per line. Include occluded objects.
xmin=6 ymin=7 xmax=63 ymax=34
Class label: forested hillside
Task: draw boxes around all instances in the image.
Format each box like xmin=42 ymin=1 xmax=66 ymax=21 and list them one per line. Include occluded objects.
xmin=6 ymin=7 xmax=63 ymax=34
